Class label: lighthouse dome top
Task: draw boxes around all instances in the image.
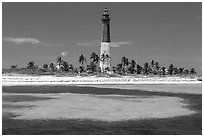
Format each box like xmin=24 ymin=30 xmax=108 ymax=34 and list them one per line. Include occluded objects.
xmin=103 ymin=8 xmax=109 ymax=15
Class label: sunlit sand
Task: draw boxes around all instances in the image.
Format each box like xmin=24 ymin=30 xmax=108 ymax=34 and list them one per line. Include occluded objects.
xmin=3 ymin=93 xmax=194 ymax=121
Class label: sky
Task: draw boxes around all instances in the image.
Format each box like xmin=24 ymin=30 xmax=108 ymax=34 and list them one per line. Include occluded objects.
xmin=2 ymin=2 xmax=202 ymax=74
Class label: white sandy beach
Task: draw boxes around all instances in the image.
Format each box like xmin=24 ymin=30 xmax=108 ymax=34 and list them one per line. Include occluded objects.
xmin=2 ymin=74 xmax=202 ymax=86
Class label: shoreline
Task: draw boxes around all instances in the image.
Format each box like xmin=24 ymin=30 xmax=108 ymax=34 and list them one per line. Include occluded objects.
xmin=2 ymin=74 xmax=202 ymax=86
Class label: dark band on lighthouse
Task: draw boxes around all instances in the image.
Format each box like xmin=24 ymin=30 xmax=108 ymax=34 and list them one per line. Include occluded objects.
xmin=102 ymin=8 xmax=111 ymax=42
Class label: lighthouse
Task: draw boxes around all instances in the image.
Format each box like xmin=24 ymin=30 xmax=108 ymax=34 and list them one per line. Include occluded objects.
xmin=100 ymin=8 xmax=111 ymax=72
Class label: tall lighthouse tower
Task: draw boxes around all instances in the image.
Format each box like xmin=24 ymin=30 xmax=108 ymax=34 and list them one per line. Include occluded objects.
xmin=100 ymin=8 xmax=111 ymax=72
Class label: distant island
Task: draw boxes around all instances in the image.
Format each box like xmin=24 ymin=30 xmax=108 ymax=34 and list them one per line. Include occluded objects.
xmin=2 ymin=52 xmax=202 ymax=86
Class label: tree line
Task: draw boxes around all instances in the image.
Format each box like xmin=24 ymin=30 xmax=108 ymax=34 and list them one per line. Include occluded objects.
xmin=9 ymin=52 xmax=197 ymax=76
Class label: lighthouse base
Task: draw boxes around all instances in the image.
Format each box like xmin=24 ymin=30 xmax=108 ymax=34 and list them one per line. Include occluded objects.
xmin=100 ymin=42 xmax=111 ymax=72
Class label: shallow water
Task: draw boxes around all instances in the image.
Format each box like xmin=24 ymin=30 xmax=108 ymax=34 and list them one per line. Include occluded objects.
xmin=78 ymin=84 xmax=202 ymax=94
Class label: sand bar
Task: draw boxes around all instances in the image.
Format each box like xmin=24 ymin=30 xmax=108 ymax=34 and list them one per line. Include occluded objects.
xmin=3 ymin=93 xmax=195 ymax=121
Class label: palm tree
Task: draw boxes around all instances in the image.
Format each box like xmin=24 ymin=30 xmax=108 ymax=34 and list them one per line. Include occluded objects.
xmin=168 ymin=64 xmax=174 ymax=75
xmin=89 ymin=62 xmax=97 ymax=73
xmin=143 ymin=62 xmax=149 ymax=75
xmin=90 ymin=52 xmax=100 ymax=73
xmin=95 ymin=54 xmax=100 ymax=64
xmin=27 ymin=61 xmax=35 ymax=70
xmin=178 ymin=68 xmax=184 ymax=75
xmin=69 ymin=64 xmax=74 ymax=72
xmin=49 ymin=63 xmax=55 ymax=71
xmin=86 ymin=64 xmax=91 ymax=73
xmin=151 ymin=60 xmax=155 ymax=68
xmin=154 ymin=62 xmax=160 ymax=75
xmin=122 ymin=57 xmax=128 ymax=67
xmin=183 ymin=69 xmax=189 ymax=75
xmin=10 ymin=65 xmax=17 ymax=70
xmin=56 ymin=56 xmax=63 ymax=65
xmin=90 ymin=52 xmax=96 ymax=61
xmin=79 ymin=66 xmax=84 ymax=73
xmin=56 ymin=56 xmax=64 ymax=70
xmin=161 ymin=67 xmax=166 ymax=75
xmin=43 ymin=64 xmax=48 ymax=70
xmin=61 ymin=61 xmax=69 ymax=71
xmin=115 ymin=63 xmax=123 ymax=74
xmin=131 ymin=60 xmax=136 ymax=68
xmin=128 ymin=60 xmax=136 ymax=74
xmin=90 ymin=52 xmax=100 ymax=64
xmin=79 ymin=54 xmax=86 ymax=67
xmin=190 ymin=68 xmax=196 ymax=75
xmin=105 ymin=67 xmax=110 ymax=72
xmin=74 ymin=68 xmax=78 ymax=74
xmin=79 ymin=54 xmax=86 ymax=73
xmin=136 ymin=64 xmax=143 ymax=74
xmin=173 ymin=67 xmax=178 ymax=75
xmin=112 ymin=66 xmax=116 ymax=73
xmin=121 ymin=56 xmax=129 ymax=73
xmin=155 ymin=62 xmax=159 ymax=70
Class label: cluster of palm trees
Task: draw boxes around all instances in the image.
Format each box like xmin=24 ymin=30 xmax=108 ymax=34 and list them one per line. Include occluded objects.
xmin=78 ymin=52 xmax=111 ymax=73
xmin=27 ymin=61 xmax=38 ymax=70
xmin=25 ymin=57 xmax=75 ymax=73
xmin=113 ymin=58 xmax=196 ymax=76
xmin=12 ymin=52 xmax=197 ymax=76
xmin=79 ymin=52 xmax=100 ymax=73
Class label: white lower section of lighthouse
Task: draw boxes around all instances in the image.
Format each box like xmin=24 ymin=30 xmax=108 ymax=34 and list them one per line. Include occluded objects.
xmin=100 ymin=42 xmax=111 ymax=71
